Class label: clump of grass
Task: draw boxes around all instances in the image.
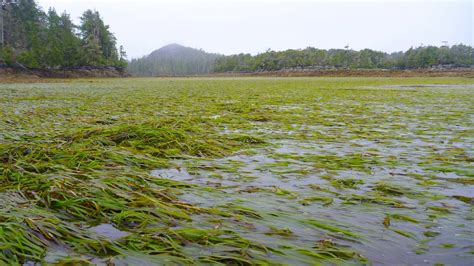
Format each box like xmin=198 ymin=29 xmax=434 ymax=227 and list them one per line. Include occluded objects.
xmin=299 ymin=196 xmax=333 ymax=206
xmin=372 ymin=182 xmax=416 ymax=197
xmin=310 ymin=239 xmax=368 ymax=262
xmin=65 ymin=121 xmax=238 ymax=159
xmin=302 ymin=153 xmax=380 ymax=172
xmin=340 ymin=193 xmax=406 ymax=208
xmin=425 ymin=167 xmax=474 ymax=178
xmin=449 ymin=178 xmax=474 ymax=185
xmin=265 ymin=226 xmax=293 ymax=236
xmin=229 ymin=134 xmax=265 ymax=144
xmin=452 ymin=195 xmax=473 ymax=204
xmin=221 ymin=204 xmax=263 ymax=219
xmin=426 ymin=206 xmax=451 ymax=214
xmin=272 ymin=186 xmax=294 ymax=197
xmin=439 ymin=243 xmax=456 ymax=249
xmin=330 ymin=178 xmax=364 ymax=189
xmin=389 ymin=214 xmax=419 ymax=224
xmin=391 ymin=228 xmax=416 ymax=239
xmin=302 ymin=219 xmax=360 ymax=238
xmin=423 ymin=231 xmax=440 ymax=238
xmin=0 ymin=222 xmax=46 ymax=263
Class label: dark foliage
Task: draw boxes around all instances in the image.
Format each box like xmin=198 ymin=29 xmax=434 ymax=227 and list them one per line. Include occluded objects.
xmin=0 ymin=0 xmax=126 ymax=69
xmin=127 ymin=44 xmax=221 ymax=76
xmin=214 ymin=45 xmax=474 ymax=72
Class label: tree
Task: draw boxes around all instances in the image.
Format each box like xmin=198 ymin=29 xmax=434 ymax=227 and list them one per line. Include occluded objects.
xmin=43 ymin=8 xmax=64 ymax=67
xmin=80 ymin=9 xmax=118 ymax=65
xmin=212 ymin=44 xmax=474 ymax=72
xmin=1 ymin=1 xmax=4 ymax=47
xmin=0 ymin=1 xmax=125 ymax=68
xmin=117 ymin=45 xmax=127 ymax=69
xmin=450 ymin=44 xmax=473 ymax=66
xmin=81 ymin=35 xmax=102 ymax=66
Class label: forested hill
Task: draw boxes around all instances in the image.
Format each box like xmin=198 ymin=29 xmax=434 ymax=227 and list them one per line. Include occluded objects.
xmin=0 ymin=0 xmax=126 ymax=70
xmin=127 ymin=44 xmax=221 ymax=76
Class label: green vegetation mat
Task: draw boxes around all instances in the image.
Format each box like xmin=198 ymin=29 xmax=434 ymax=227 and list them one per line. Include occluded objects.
xmin=0 ymin=77 xmax=473 ymax=265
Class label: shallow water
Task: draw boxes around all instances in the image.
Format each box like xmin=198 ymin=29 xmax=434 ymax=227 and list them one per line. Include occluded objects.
xmin=151 ymin=83 xmax=474 ymax=265
xmin=2 ymin=78 xmax=473 ymax=265
xmin=89 ymin=224 xmax=130 ymax=240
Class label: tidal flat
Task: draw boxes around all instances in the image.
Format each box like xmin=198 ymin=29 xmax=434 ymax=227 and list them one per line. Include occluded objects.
xmin=0 ymin=77 xmax=473 ymax=265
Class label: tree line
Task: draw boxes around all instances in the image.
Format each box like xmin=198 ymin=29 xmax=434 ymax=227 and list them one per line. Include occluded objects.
xmin=214 ymin=45 xmax=474 ymax=72
xmin=0 ymin=0 xmax=126 ymax=69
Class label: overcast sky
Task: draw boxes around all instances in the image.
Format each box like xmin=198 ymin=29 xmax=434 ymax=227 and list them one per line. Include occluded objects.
xmin=36 ymin=0 xmax=473 ymax=59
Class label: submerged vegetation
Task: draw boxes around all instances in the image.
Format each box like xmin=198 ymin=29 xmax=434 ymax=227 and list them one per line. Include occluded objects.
xmin=0 ymin=77 xmax=473 ymax=265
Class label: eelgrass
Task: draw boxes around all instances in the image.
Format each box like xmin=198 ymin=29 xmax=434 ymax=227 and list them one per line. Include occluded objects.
xmin=1 ymin=77 xmax=473 ymax=264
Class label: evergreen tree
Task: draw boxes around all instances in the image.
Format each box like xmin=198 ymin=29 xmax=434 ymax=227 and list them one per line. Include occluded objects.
xmin=213 ymin=45 xmax=474 ymax=73
xmin=80 ymin=9 xmax=119 ymax=65
xmin=0 ymin=0 xmax=125 ymax=69
xmin=81 ymin=35 xmax=103 ymax=66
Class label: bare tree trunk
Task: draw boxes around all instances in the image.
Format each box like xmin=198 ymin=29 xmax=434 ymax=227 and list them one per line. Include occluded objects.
xmin=0 ymin=2 xmax=4 ymax=47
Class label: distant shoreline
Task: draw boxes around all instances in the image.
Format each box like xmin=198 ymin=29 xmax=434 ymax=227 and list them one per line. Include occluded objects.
xmin=1 ymin=67 xmax=473 ymax=82
xmin=207 ymin=68 xmax=474 ymax=78
xmin=0 ymin=66 xmax=128 ymax=80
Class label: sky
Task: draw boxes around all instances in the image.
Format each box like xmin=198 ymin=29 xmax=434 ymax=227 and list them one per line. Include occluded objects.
xmin=36 ymin=0 xmax=473 ymax=59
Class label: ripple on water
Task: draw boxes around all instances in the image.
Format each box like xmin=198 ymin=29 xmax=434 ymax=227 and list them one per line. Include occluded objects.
xmin=89 ymin=224 xmax=129 ymax=240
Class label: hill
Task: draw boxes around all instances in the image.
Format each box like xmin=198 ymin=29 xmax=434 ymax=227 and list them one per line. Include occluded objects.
xmin=127 ymin=44 xmax=222 ymax=76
